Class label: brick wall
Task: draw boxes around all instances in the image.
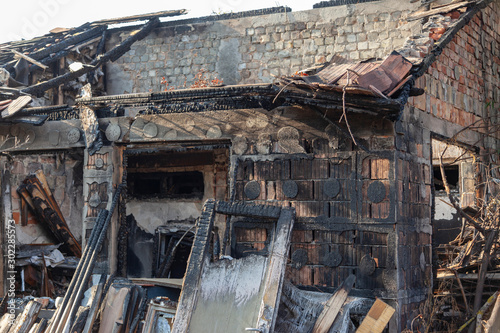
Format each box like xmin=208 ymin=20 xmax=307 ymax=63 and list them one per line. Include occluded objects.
xmin=392 ymin=2 xmax=500 ymax=328
xmin=408 ymin=2 xmax=500 ymax=140
xmin=105 ymin=0 xmax=420 ymax=94
xmin=233 ymin=150 xmax=396 ymax=296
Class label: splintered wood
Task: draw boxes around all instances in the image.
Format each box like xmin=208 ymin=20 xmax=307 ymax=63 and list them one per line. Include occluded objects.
xmin=312 ymin=274 xmax=355 ymax=333
xmin=355 ymin=299 xmax=395 ymax=333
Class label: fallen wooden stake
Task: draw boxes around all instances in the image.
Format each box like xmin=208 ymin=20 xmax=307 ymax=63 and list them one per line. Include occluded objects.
xmin=457 ymin=291 xmax=499 ymax=332
xmin=82 ymin=274 xmax=107 ymax=333
xmin=11 ymin=49 xmax=49 ymax=70
xmin=8 ymin=300 xmax=42 ymax=333
xmin=485 ymin=293 xmax=500 ymax=332
xmin=312 ymin=274 xmax=356 ymax=333
xmin=355 ymin=298 xmax=395 ymax=333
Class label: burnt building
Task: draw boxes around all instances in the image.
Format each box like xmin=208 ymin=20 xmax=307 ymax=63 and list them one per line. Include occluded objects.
xmin=0 ymin=0 xmax=499 ymax=331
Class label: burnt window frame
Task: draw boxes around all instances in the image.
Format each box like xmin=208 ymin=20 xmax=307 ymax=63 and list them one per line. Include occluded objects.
xmin=125 ymin=148 xmax=218 ymax=200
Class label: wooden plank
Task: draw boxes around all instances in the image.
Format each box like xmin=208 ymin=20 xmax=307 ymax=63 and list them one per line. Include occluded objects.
xmin=8 ymin=300 xmax=42 ymax=333
xmin=355 ymin=299 xmax=395 ymax=333
xmin=130 ymin=278 xmax=183 ymax=289
xmin=437 ymin=272 xmax=500 ymax=280
xmin=485 ymin=294 xmax=500 ymax=332
xmin=407 ymin=1 xmax=472 ymax=21
xmin=23 ymin=172 xmax=82 ymax=257
xmin=312 ymin=274 xmax=356 ymax=333
xmin=11 ymin=49 xmax=49 ymax=70
xmin=82 ymin=275 xmax=106 ymax=333
xmin=256 ymin=207 xmax=295 ymax=333
xmin=171 ymin=200 xmax=217 ymax=333
xmin=0 ymin=314 xmax=11 ymax=333
xmin=1 ymin=96 xmax=31 ymax=118
xmin=90 ymin=9 xmax=187 ymax=25
xmin=28 ymin=318 xmax=47 ymax=333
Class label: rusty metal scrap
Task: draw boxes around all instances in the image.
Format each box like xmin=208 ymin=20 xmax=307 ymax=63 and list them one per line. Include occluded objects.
xmin=279 ymin=51 xmax=414 ymax=100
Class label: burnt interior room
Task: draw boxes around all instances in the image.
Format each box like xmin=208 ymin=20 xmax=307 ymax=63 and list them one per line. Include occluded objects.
xmin=123 ymin=145 xmax=229 ymax=279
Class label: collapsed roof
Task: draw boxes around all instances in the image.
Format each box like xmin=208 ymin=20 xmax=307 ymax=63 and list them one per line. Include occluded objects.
xmin=0 ymin=0 xmax=495 ymax=126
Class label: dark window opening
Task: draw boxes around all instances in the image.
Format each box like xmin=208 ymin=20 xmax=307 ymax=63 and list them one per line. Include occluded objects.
xmin=128 ymin=171 xmax=204 ymax=199
xmin=433 ymin=165 xmax=459 ymax=192
xmin=154 ymin=228 xmax=195 ymax=279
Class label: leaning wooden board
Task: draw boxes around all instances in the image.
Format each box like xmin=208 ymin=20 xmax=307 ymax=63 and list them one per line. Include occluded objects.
xmin=312 ymin=274 xmax=356 ymax=333
xmin=1 ymin=95 xmax=31 ymax=118
xmin=356 ymin=298 xmax=395 ymax=333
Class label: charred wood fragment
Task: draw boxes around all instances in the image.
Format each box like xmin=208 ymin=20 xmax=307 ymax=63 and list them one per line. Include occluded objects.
xmin=3 ymin=26 xmax=107 ymax=71
xmin=18 ymin=170 xmax=82 ymax=257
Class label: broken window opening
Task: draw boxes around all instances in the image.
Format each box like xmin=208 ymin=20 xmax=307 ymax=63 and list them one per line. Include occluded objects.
xmin=433 ymin=165 xmax=459 ymax=193
xmin=128 ymin=171 xmax=204 ymax=199
xmin=154 ymin=227 xmax=195 ymax=279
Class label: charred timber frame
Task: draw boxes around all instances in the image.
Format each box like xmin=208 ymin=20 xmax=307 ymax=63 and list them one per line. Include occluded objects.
xmin=173 ymin=200 xmax=295 ymax=333
xmin=22 ymin=18 xmax=160 ymax=97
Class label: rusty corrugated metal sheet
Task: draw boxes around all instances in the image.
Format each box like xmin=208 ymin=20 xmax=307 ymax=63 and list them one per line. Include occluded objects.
xmin=280 ymin=51 xmax=413 ymax=98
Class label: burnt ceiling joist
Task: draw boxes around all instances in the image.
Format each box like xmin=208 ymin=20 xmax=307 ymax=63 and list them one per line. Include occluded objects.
xmin=22 ymin=18 xmax=161 ymax=97
xmin=0 ymin=8 xmax=188 ymax=101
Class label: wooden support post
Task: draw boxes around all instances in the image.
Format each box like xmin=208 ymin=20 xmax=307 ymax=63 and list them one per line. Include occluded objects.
xmin=257 ymin=207 xmax=295 ymax=333
xmin=110 ymin=146 xmax=124 ymax=275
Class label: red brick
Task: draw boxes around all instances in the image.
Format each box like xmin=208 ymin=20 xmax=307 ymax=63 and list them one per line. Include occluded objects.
xmin=12 ymin=212 xmax=20 ymax=224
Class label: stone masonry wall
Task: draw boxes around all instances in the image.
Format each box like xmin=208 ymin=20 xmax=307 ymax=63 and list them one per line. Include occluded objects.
xmin=105 ymin=0 xmax=420 ymax=95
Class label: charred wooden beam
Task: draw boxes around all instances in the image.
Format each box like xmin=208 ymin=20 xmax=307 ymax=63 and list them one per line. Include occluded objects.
xmin=57 ymin=185 xmax=124 ymax=333
xmin=22 ymin=18 xmax=160 ymax=97
xmin=19 ymin=170 xmax=82 ymax=257
xmin=3 ymin=26 xmax=107 ymax=71
xmin=172 ymin=199 xmax=217 ymax=332
xmin=90 ymin=9 xmax=187 ymax=25
xmin=256 ymin=207 xmax=295 ymax=333
xmin=46 ymin=209 xmax=108 ymax=333
xmin=18 ymin=104 xmax=74 ymax=115
xmin=215 ymin=201 xmax=281 ymax=219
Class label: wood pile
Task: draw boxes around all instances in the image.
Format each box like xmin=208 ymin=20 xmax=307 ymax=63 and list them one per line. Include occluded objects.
xmin=426 ymin=150 xmax=500 ymax=332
